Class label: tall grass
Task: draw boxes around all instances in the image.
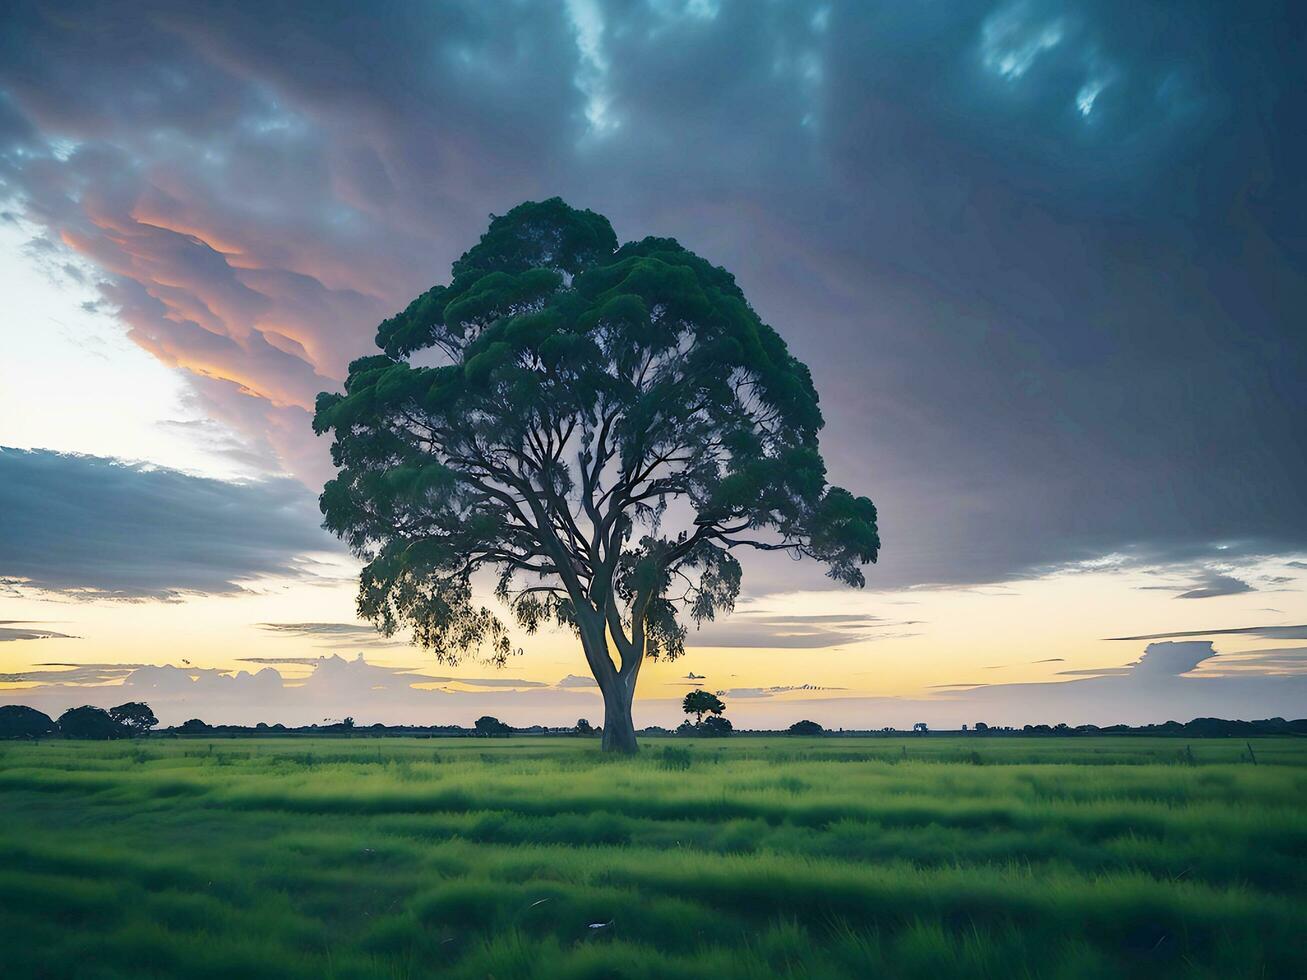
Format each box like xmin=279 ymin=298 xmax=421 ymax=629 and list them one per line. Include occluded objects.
xmin=1 ymin=737 xmax=1304 ymax=978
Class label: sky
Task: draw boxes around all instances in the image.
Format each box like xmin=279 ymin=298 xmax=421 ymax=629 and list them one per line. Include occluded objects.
xmin=1 ymin=0 xmax=1304 ymax=729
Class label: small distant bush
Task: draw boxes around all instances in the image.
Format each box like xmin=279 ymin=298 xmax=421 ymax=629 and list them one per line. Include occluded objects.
xmin=699 ymin=716 xmax=734 ymax=737
xmin=658 ymin=746 xmax=693 ymax=771
xmin=788 ymin=720 xmax=824 ymax=736
xmin=176 ymin=719 xmax=212 ymax=735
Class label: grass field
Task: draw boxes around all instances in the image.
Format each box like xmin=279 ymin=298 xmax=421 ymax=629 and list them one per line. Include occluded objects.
xmin=1 ymin=736 xmax=1304 ymax=979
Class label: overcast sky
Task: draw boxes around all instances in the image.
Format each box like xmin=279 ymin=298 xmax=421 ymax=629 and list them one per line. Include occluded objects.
xmin=1 ymin=0 xmax=1303 ymax=727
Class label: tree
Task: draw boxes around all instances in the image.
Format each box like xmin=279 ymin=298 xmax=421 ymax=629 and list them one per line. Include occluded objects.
xmin=0 ymin=705 xmax=57 ymax=739
xmin=314 ymin=199 xmax=880 ymax=754
xmin=108 ymin=702 xmax=158 ymax=735
xmin=574 ymin=718 xmax=595 ymax=736
xmin=176 ymin=718 xmax=211 ymax=734
xmin=699 ymin=715 xmax=733 ymax=737
xmin=474 ymin=715 xmax=511 ymax=736
xmin=58 ymin=706 xmax=126 ymax=740
xmin=682 ymin=689 xmax=726 ymax=725
xmin=788 ymin=719 xmax=823 ymax=736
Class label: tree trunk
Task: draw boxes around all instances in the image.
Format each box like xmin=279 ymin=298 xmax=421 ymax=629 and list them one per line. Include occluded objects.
xmin=599 ymin=677 xmax=639 ymax=754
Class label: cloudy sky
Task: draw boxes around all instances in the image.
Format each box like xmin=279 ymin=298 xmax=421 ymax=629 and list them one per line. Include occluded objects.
xmin=1 ymin=0 xmax=1304 ymax=728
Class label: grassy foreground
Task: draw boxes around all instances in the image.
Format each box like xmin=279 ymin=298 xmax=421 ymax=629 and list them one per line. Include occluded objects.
xmin=1 ymin=737 xmax=1304 ymax=979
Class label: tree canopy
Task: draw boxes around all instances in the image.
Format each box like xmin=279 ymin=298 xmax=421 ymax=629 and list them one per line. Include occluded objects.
xmin=682 ymin=689 xmax=726 ymax=724
xmin=0 ymin=705 xmax=57 ymax=739
xmin=58 ymin=706 xmax=126 ymax=740
xmin=314 ymin=199 xmax=879 ymax=752
xmin=109 ymin=702 xmax=158 ymax=734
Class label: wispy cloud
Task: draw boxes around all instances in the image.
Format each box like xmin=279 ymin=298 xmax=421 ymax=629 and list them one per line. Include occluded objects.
xmin=1105 ymin=624 xmax=1307 ymax=642
xmin=555 ymin=674 xmax=598 ymax=689
xmin=256 ymin=621 xmax=406 ymax=649
xmin=1175 ymin=573 xmax=1254 ymax=600
xmin=688 ymin=612 xmax=914 ymax=649
xmin=0 ymin=622 xmax=78 ymax=642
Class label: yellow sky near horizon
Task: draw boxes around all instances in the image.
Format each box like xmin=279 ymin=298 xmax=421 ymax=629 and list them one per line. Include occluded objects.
xmin=4 ymin=557 xmax=1303 ymax=703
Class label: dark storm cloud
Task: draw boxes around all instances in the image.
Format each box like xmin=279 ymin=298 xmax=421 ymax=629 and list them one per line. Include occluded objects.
xmin=0 ymin=448 xmax=338 ymax=597
xmin=0 ymin=1 xmax=1302 ymax=589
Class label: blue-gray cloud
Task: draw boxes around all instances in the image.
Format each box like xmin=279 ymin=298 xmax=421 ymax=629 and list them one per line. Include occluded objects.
xmin=0 ymin=1 xmax=1302 ymax=592
xmin=688 ymin=612 xmax=901 ymax=649
xmin=1176 ymin=574 xmax=1254 ymax=600
xmin=0 ymin=622 xmax=77 ymax=642
xmin=255 ymin=621 xmax=403 ymax=648
xmin=1105 ymin=623 xmax=1307 ymax=642
xmin=0 ymin=448 xmax=338 ymax=597
xmin=1136 ymin=570 xmax=1260 ymax=600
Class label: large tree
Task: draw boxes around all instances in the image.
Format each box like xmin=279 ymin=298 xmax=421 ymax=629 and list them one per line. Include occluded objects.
xmin=109 ymin=701 xmax=158 ymax=735
xmin=314 ymin=199 xmax=879 ymax=753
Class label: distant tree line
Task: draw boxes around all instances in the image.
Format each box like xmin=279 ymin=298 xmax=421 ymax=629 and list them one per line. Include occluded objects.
xmin=0 ymin=702 xmax=157 ymax=740
xmin=2 ymin=702 xmax=1303 ymax=740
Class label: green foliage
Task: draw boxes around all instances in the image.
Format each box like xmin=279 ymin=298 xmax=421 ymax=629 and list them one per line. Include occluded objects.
xmin=313 ymin=200 xmax=879 ymax=745
xmin=658 ymin=746 xmax=694 ymax=771
xmin=682 ymin=689 xmax=726 ymax=724
xmin=1 ymin=737 xmax=1305 ymax=978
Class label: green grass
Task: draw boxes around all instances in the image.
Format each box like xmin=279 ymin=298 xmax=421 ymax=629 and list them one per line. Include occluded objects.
xmin=1 ymin=736 xmax=1304 ymax=978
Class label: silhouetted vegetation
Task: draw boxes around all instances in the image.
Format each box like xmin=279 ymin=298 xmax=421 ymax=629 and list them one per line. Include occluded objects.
xmin=682 ymin=689 xmax=726 ymax=725
xmin=698 ymin=715 xmax=734 ymax=737
xmin=5 ymin=705 xmax=1302 ymax=742
xmin=108 ymin=702 xmax=158 ymax=734
xmin=56 ymin=705 xmax=126 ymax=740
xmin=473 ymin=715 xmax=512 ymax=737
xmin=0 ymin=704 xmax=56 ymax=739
